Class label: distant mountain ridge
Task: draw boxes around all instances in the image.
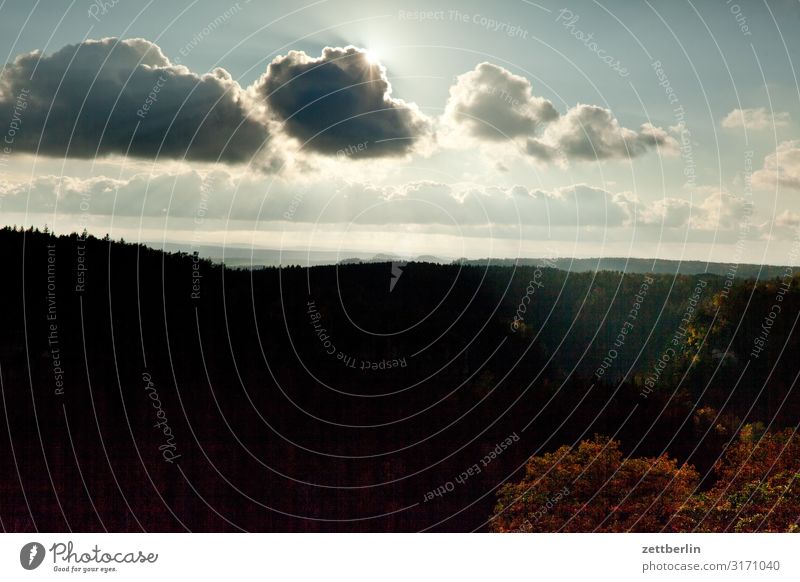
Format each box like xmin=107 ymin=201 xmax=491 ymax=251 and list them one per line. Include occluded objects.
xmin=453 ymin=257 xmax=796 ymax=279
xmin=151 ymin=242 xmax=795 ymax=279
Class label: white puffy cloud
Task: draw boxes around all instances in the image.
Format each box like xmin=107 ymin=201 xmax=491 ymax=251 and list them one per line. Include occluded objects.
xmin=753 ymin=141 xmax=800 ymax=191
xmin=528 ymin=105 xmax=677 ymax=162
xmin=721 ymin=107 xmax=791 ymax=130
xmin=633 ymin=188 xmax=756 ymax=233
xmin=444 ymin=62 xmax=558 ymax=141
xmin=638 ymin=197 xmax=692 ymax=228
xmin=443 ymin=63 xmax=675 ymax=164
xmin=774 ymin=210 xmax=800 ymax=229
xmin=529 ymin=184 xmax=634 ymax=226
xmin=688 ymin=188 xmax=752 ymax=230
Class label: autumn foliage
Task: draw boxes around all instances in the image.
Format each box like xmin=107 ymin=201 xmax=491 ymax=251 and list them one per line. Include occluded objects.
xmin=677 ymin=425 xmax=800 ymax=532
xmin=491 ymin=426 xmax=800 ymax=532
xmin=490 ymin=437 xmax=699 ymax=532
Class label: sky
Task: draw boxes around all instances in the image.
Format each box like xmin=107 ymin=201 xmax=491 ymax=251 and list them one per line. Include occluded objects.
xmin=1 ymin=0 xmax=799 ymax=264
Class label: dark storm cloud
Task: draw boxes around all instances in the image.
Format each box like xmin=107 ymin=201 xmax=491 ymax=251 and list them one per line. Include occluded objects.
xmin=255 ymin=46 xmax=431 ymax=158
xmin=0 ymin=37 xmax=272 ymax=165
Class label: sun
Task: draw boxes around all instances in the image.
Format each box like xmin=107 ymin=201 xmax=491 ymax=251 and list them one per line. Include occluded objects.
xmin=363 ymin=49 xmax=381 ymax=65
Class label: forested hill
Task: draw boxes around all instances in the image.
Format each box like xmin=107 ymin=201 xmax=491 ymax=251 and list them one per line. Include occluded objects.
xmin=457 ymin=256 xmax=796 ymax=279
xmin=2 ymin=226 xmax=799 ymax=531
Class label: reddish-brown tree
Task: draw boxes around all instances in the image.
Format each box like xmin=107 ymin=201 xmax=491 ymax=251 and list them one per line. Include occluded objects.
xmin=679 ymin=425 xmax=800 ymax=532
xmin=490 ymin=437 xmax=699 ymax=532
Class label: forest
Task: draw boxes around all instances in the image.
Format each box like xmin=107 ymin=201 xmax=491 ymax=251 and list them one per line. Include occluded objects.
xmin=1 ymin=226 xmax=798 ymax=532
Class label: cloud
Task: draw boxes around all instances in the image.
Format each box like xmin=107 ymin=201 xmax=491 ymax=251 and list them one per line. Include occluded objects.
xmin=0 ymin=171 xmax=233 ymax=218
xmin=774 ymin=210 xmax=800 ymax=229
xmin=1 ymin=170 xmax=637 ymax=229
xmin=524 ymin=138 xmax=560 ymax=162
xmin=721 ymin=107 xmax=791 ymax=130
xmin=6 ymin=170 xmax=779 ymax=246
xmin=528 ymin=105 xmax=677 ymax=162
xmin=752 ymin=141 xmax=800 ymax=190
xmin=633 ymin=188 xmax=756 ymax=232
xmin=443 ymin=63 xmax=674 ymax=164
xmin=688 ymin=188 xmax=752 ymax=230
xmin=638 ymin=197 xmax=692 ymax=228
xmin=444 ymin=62 xmax=558 ymax=141
xmin=0 ymin=38 xmax=274 ymax=166
xmin=0 ymin=41 xmax=677 ymax=170
xmin=530 ymin=184 xmax=633 ymax=227
xmin=254 ymin=46 xmax=431 ymax=158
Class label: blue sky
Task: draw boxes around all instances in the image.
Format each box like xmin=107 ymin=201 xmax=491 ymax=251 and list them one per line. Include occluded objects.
xmin=1 ymin=0 xmax=799 ymax=264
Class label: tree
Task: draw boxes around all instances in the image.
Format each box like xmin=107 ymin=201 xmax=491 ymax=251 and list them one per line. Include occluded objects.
xmin=490 ymin=436 xmax=699 ymax=532
xmin=679 ymin=425 xmax=800 ymax=532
